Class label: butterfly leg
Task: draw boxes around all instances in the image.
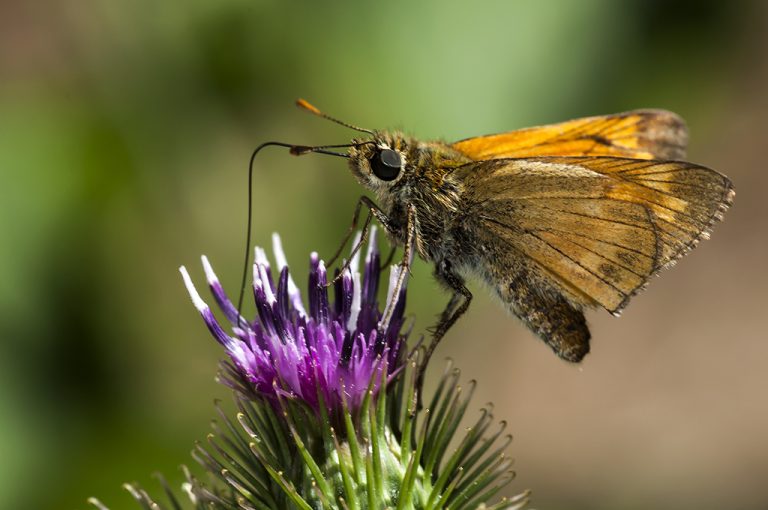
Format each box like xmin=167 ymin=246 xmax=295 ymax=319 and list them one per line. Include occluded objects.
xmin=416 ymin=260 xmax=473 ymax=401
xmin=326 ymin=195 xmax=375 ymax=267
xmin=325 ymin=196 xmax=394 ymax=287
xmin=378 ymin=204 xmax=416 ymax=334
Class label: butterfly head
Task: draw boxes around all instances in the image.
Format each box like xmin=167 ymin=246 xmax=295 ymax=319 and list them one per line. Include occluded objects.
xmin=348 ymin=131 xmax=412 ymax=192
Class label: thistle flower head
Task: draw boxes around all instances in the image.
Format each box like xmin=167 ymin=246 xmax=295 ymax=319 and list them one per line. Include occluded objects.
xmin=179 ymin=228 xmax=409 ymax=415
xmin=92 ymin=233 xmax=528 ymax=510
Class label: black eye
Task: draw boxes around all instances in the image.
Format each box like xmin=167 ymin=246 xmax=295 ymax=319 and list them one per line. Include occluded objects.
xmin=370 ymin=148 xmax=402 ymax=181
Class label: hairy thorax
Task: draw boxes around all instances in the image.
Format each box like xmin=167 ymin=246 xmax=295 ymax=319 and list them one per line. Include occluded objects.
xmin=349 ymin=132 xmax=473 ymax=263
xmin=385 ymin=143 xmax=470 ymax=262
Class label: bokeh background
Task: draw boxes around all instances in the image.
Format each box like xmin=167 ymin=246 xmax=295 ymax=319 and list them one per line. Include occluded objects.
xmin=2 ymin=1 xmax=767 ymax=509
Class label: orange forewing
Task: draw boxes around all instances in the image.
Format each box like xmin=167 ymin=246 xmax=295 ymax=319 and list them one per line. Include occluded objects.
xmin=452 ymin=110 xmax=688 ymax=161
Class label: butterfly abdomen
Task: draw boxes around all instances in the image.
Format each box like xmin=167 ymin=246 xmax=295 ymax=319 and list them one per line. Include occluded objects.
xmin=490 ymin=255 xmax=591 ymax=362
xmin=446 ymin=219 xmax=592 ymax=362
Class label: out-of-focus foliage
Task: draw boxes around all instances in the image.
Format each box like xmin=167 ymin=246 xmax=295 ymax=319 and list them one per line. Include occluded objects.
xmin=1 ymin=1 xmax=765 ymax=509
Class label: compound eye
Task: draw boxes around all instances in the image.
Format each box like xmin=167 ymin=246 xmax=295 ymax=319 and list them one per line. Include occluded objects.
xmin=370 ymin=149 xmax=402 ymax=181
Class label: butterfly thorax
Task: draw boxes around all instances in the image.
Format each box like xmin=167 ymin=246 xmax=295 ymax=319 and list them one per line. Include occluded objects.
xmin=348 ymin=131 xmax=474 ymax=261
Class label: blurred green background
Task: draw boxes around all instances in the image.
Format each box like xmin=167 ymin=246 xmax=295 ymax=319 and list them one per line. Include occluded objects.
xmin=2 ymin=1 xmax=767 ymax=509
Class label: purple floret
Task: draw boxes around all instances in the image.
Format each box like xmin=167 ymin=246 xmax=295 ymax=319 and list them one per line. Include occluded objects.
xmin=180 ymin=229 xmax=409 ymax=414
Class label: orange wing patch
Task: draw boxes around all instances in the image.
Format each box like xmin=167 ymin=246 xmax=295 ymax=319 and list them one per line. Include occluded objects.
xmin=452 ymin=110 xmax=688 ymax=161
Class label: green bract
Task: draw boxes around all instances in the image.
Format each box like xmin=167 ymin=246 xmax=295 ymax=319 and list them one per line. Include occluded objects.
xmin=91 ymin=357 xmax=528 ymax=510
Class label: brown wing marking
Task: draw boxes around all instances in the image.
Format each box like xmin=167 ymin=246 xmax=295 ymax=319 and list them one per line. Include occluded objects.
xmin=468 ymin=157 xmax=733 ymax=314
xmin=480 ymin=201 xmax=658 ymax=312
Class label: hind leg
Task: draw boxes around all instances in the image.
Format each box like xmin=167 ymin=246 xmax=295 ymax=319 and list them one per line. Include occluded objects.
xmin=412 ymin=259 xmax=473 ymax=407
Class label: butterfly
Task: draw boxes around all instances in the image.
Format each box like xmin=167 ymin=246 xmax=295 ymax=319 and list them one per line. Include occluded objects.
xmin=242 ymin=101 xmax=734 ymax=373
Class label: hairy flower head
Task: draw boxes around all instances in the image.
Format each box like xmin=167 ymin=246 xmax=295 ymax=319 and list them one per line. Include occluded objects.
xmin=179 ymin=229 xmax=409 ymax=414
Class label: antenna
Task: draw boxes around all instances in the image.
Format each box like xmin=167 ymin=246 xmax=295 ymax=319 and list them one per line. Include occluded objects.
xmin=235 ymin=138 xmax=376 ymax=324
xmin=235 ymin=100 xmax=379 ymax=323
xmin=296 ymin=98 xmax=375 ymax=136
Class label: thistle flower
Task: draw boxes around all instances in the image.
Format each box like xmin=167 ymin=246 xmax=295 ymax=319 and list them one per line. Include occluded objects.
xmin=179 ymin=229 xmax=408 ymax=417
xmin=90 ymin=232 xmax=529 ymax=510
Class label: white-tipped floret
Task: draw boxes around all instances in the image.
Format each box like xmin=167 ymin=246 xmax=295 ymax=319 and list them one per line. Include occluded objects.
xmin=180 ymin=265 xmax=209 ymax=312
xmin=349 ymin=231 xmax=363 ymax=275
xmin=384 ymin=265 xmax=401 ymax=311
xmin=365 ymin=226 xmax=378 ymax=263
xmin=252 ymin=263 xmax=261 ymax=291
xmin=379 ymin=264 xmax=406 ymax=332
xmin=201 ymin=255 xmax=219 ymax=285
xmin=254 ymin=246 xmax=270 ymax=267
xmin=347 ymin=272 xmax=362 ymax=332
xmin=318 ymin=259 xmax=327 ymax=278
xmin=272 ymin=233 xmax=304 ymax=311
xmin=271 ymin=233 xmax=288 ymax=270
xmin=258 ymin=262 xmax=276 ymax=304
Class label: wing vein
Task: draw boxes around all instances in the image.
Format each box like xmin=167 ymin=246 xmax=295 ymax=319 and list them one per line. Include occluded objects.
xmin=479 ymin=216 xmax=630 ymax=297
